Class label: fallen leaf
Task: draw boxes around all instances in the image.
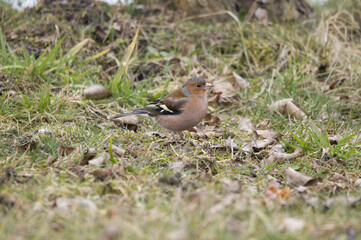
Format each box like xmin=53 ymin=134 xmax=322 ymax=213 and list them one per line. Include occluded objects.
xmin=212 ymin=80 xmax=237 ymax=105
xmin=79 ymin=148 xmax=97 ymax=166
xmin=354 ymin=179 xmax=361 ymax=188
xmin=238 ymin=117 xmax=255 ymax=134
xmin=285 ymin=167 xmax=321 ymax=186
xmin=223 ymin=137 xmax=240 ymax=150
xmin=328 ymin=135 xmax=341 ymax=145
xmin=110 ymin=115 xmax=138 ymax=131
xmin=254 ymin=129 xmax=282 ymax=139
xmin=329 ymin=173 xmax=347 ymax=183
xmin=170 ymin=161 xmax=185 ymax=173
xmin=280 ymin=217 xmax=305 ymax=233
xmin=232 ymin=72 xmax=249 ymax=89
xmin=89 ymin=153 xmax=109 ymax=166
xmin=202 ymin=113 xmax=221 ymax=127
xmin=111 ymin=145 xmax=126 ymax=157
xmin=252 ymin=138 xmax=277 ymax=152
xmin=46 ymin=155 xmax=58 ymax=166
xmin=57 ymin=145 xmax=75 ymax=156
xmin=18 ymin=139 xmax=39 ymax=151
xmin=84 ymin=84 xmax=111 ymax=100
xmin=145 ymin=131 xmax=166 ymax=138
xmin=324 ymin=196 xmax=361 ymax=209
xmin=262 ymin=148 xmax=302 ymax=166
xmin=269 ymin=98 xmax=307 ymax=119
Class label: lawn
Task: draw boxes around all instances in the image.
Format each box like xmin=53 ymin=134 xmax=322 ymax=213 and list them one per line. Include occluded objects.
xmin=0 ymin=0 xmax=361 ymax=239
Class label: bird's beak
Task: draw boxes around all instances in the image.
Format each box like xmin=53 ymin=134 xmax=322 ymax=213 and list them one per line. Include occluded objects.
xmin=204 ymin=82 xmax=214 ymax=89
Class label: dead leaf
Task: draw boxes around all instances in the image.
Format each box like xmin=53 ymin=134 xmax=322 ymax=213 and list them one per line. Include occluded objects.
xmin=232 ymin=72 xmax=249 ymax=89
xmin=329 ymin=173 xmax=347 ymax=183
xmin=255 ymin=8 xmax=268 ymax=23
xmin=280 ymin=218 xmax=305 ymax=233
xmin=202 ymin=113 xmax=221 ymax=127
xmin=252 ymin=138 xmax=277 ymax=152
xmin=46 ymin=155 xmax=58 ymax=166
xmin=18 ymin=139 xmax=39 ymax=151
xmin=57 ymin=145 xmax=75 ymax=156
xmin=111 ymin=145 xmax=125 ymax=157
xmin=145 ymin=131 xmax=166 ymax=138
xmin=170 ymin=161 xmax=185 ymax=173
xmin=223 ymin=137 xmax=240 ymax=150
xmin=324 ymin=196 xmax=361 ymax=209
xmin=110 ymin=115 xmax=138 ymax=131
xmin=238 ymin=117 xmax=255 ymax=134
xmin=328 ymin=135 xmax=341 ymax=145
xmin=212 ymin=80 xmax=237 ymax=105
xmin=79 ymin=148 xmax=97 ymax=166
xmin=84 ymin=84 xmax=111 ymax=100
xmin=269 ymin=98 xmax=307 ymax=119
xmin=354 ymin=179 xmax=361 ymax=188
xmin=254 ymin=129 xmax=282 ymax=139
xmin=89 ymin=153 xmax=109 ymax=166
xmin=190 ymin=126 xmax=222 ymax=139
xmin=262 ymin=148 xmax=302 ymax=166
xmin=285 ymin=167 xmax=321 ymax=186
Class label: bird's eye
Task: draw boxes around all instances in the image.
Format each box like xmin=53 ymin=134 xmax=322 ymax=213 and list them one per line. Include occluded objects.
xmin=196 ymin=84 xmax=201 ymax=88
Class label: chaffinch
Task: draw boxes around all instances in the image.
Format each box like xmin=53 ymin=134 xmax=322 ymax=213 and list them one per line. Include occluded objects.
xmin=108 ymin=77 xmax=214 ymax=132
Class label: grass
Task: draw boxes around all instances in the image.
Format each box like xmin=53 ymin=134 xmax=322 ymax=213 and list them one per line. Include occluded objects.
xmin=1 ymin=0 xmax=361 ymax=239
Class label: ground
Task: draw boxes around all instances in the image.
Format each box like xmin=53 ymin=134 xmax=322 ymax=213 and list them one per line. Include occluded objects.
xmin=0 ymin=0 xmax=361 ymax=239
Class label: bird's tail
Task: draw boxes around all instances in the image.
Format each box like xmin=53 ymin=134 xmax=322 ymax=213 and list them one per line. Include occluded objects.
xmin=107 ymin=109 xmax=149 ymax=120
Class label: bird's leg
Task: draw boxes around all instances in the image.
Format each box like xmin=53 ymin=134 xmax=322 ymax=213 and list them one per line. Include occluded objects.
xmin=178 ymin=131 xmax=185 ymax=142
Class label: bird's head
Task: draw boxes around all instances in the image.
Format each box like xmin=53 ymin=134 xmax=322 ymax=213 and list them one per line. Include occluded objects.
xmin=183 ymin=77 xmax=213 ymax=97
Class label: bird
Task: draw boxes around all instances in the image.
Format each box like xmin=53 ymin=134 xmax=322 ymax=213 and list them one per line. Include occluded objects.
xmin=108 ymin=77 xmax=214 ymax=133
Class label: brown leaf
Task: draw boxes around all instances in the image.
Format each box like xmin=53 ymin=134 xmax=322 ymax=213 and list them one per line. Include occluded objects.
xmin=110 ymin=115 xmax=139 ymax=131
xmin=79 ymin=148 xmax=97 ymax=166
xmin=262 ymin=148 xmax=302 ymax=166
xmin=269 ymin=98 xmax=307 ymax=119
xmin=232 ymin=72 xmax=249 ymax=89
xmin=111 ymin=145 xmax=125 ymax=157
xmin=84 ymin=84 xmax=111 ymax=100
xmin=285 ymin=167 xmax=321 ymax=186
xmin=46 ymin=155 xmax=58 ymax=166
xmin=328 ymin=135 xmax=341 ymax=145
xmin=238 ymin=117 xmax=255 ymax=134
xmin=18 ymin=139 xmax=39 ymax=151
xmin=254 ymin=129 xmax=282 ymax=139
xmin=354 ymin=179 xmax=361 ymax=188
xmin=145 ymin=131 xmax=166 ymax=138
xmin=170 ymin=161 xmax=185 ymax=173
xmin=212 ymin=80 xmax=237 ymax=105
xmin=57 ymin=145 xmax=75 ymax=156
xmin=89 ymin=153 xmax=109 ymax=166
xmin=202 ymin=113 xmax=221 ymax=127
xmin=252 ymin=138 xmax=277 ymax=152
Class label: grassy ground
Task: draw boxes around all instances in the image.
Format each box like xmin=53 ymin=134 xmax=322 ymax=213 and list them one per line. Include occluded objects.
xmin=1 ymin=0 xmax=361 ymax=239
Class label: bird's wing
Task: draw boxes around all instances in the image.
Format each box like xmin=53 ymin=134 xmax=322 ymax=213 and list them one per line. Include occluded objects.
xmin=143 ymin=96 xmax=189 ymax=116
